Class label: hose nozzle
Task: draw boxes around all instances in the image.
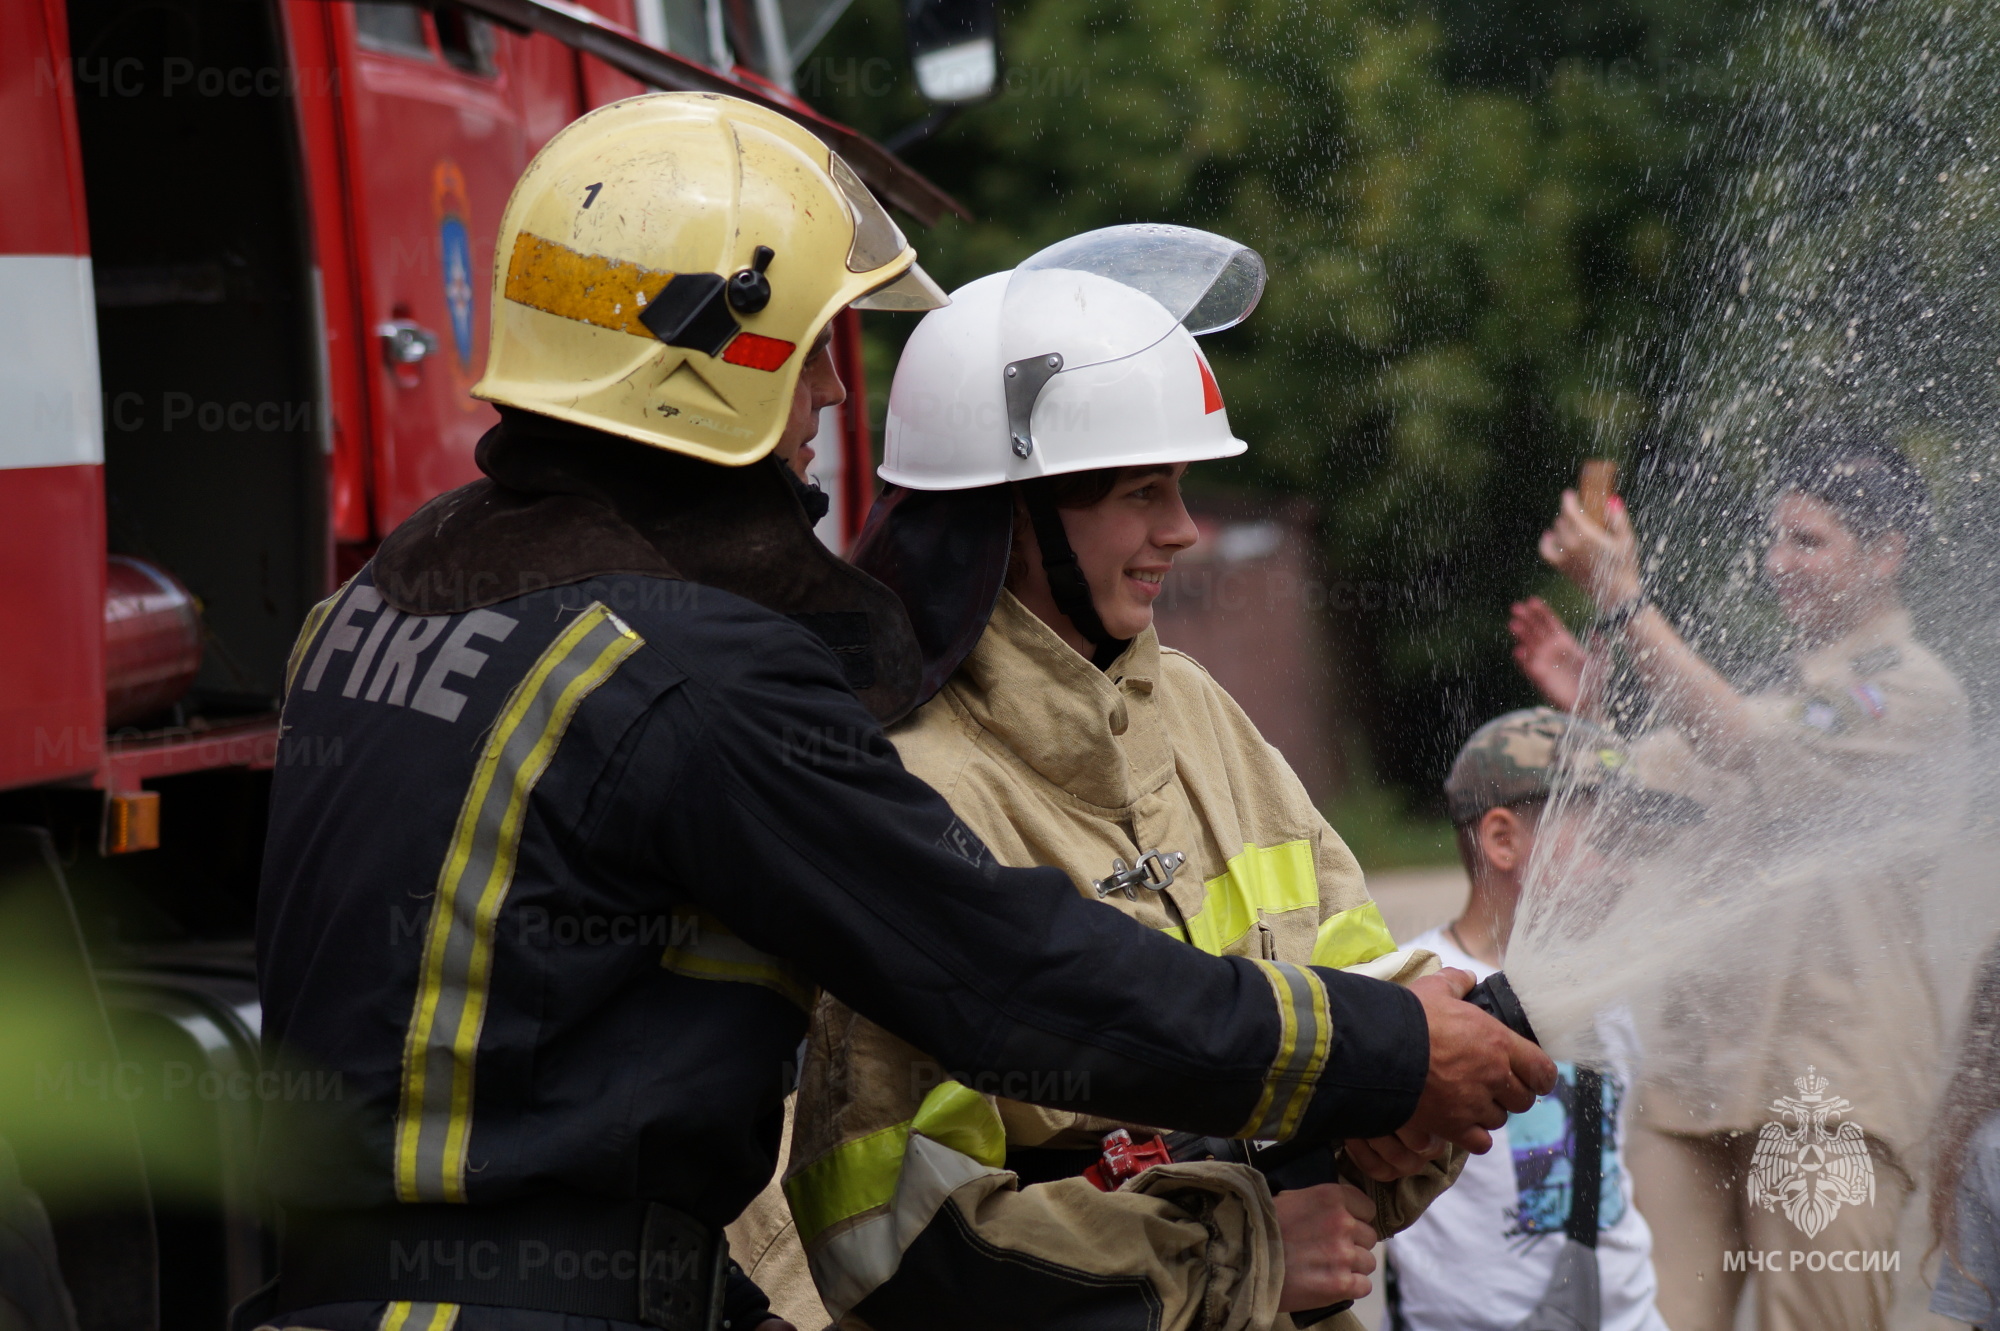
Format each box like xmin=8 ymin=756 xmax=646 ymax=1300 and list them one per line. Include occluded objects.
xmin=1464 ymin=971 xmax=1540 ymax=1046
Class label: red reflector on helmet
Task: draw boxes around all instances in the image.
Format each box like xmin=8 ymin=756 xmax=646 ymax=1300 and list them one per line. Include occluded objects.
xmin=722 ymin=332 xmax=796 ymax=371
xmin=1196 ymin=353 xmax=1224 ymax=414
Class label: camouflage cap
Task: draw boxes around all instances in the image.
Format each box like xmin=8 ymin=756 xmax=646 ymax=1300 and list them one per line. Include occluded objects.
xmin=1444 ymin=707 xmax=1696 ymax=826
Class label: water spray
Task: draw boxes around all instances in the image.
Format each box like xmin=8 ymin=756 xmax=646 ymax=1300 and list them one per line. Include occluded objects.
xmin=1492 ymin=12 xmax=2000 ymax=1314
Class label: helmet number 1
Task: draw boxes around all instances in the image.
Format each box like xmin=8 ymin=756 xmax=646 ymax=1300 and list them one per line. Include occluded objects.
xmin=582 ymin=182 xmax=603 ymax=210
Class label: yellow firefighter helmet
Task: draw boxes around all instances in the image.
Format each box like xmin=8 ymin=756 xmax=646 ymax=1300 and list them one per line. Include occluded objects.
xmin=473 ymin=91 xmax=946 ymax=465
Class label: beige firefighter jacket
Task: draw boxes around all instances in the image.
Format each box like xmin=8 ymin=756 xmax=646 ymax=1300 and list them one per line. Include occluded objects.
xmin=775 ymin=590 xmax=1457 ymax=1331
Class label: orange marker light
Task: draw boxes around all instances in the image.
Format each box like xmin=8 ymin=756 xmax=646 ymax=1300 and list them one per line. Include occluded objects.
xmin=104 ymin=790 xmax=160 ymax=855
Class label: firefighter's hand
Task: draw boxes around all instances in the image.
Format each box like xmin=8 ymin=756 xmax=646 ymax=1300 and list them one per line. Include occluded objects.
xmin=1341 ymin=1125 xmax=1449 ymax=1182
xmin=1404 ymin=968 xmax=1555 ymax=1154
xmin=1274 ymin=1182 xmax=1379 ymax=1310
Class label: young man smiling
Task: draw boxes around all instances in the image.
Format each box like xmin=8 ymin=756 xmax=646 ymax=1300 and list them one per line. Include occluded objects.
xmin=1510 ymin=434 xmax=1967 ymax=1331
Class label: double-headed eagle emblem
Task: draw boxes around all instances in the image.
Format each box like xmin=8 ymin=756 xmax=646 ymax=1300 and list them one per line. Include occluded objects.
xmin=1747 ymin=1067 xmax=1876 ymax=1238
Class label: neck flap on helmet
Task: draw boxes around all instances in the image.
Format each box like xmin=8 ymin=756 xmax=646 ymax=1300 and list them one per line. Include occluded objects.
xmin=849 ymin=484 xmax=1014 ymax=705
xmin=374 ymin=407 xmax=924 ymax=722
xmin=845 ymin=478 xmax=1125 ymax=696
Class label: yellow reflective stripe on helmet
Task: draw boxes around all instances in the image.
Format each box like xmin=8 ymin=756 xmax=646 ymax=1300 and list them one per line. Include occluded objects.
xmin=784 ymin=1080 xmax=1005 ymax=1246
xmin=1311 ymin=900 xmax=1398 ymax=970
xmin=1240 ymin=960 xmax=1331 ymax=1141
xmin=393 ymin=604 xmax=643 ymax=1204
xmin=502 ymin=232 xmax=672 ymax=339
xmin=284 ymin=584 xmax=348 ymax=695
xmin=661 ymin=911 xmax=815 ymax=1011
xmin=1169 ymin=840 xmax=1318 ymax=956
xmin=378 ymin=1303 xmax=459 ymax=1331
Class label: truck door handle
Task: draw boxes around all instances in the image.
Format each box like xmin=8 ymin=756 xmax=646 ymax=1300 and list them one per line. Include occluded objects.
xmin=376 ymin=319 xmax=441 ymax=367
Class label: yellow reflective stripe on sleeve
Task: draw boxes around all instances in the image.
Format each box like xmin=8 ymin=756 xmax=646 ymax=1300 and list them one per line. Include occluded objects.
xmin=1240 ymin=960 xmax=1332 ymax=1140
xmin=785 ymin=1119 xmax=913 ymax=1246
xmin=783 ymin=1079 xmax=1006 ymax=1246
xmin=394 ymin=603 xmax=643 ymax=1204
xmin=284 ymin=584 xmax=348 ymax=695
xmin=661 ymin=910 xmax=815 ymax=1011
xmin=377 ymin=1303 xmax=459 ymax=1331
xmin=1169 ymin=840 xmax=1318 ymax=955
xmin=1310 ymin=900 xmax=1398 ymax=970
xmin=804 ymin=1133 xmax=1008 ymax=1319
xmin=909 ymin=1078 xmax=1008 ymax=1169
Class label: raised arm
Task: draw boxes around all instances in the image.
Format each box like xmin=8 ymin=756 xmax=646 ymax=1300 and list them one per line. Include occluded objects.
xmin=1538 ymin=490 xmax=1756 ymax=765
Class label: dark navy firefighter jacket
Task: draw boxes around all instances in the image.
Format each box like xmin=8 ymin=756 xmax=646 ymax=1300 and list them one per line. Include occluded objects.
xmin=256 ymin=566 xmax=1428 ymax=1292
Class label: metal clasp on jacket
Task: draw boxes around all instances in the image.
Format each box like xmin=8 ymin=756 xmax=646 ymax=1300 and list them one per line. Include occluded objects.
xmin=1094 ymin=849 xmax=1186 ymax=900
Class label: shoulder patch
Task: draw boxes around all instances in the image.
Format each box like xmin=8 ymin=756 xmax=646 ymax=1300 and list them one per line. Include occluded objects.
xmin=1797 ymin=696 xmax=1846 ymax=735
xmin=1849 ymin=681 xmax=1888 ymax=719
xmin=936 ymin=817 xmax=989 ymax=868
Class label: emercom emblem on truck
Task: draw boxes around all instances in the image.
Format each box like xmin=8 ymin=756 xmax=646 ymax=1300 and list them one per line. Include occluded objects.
xmin=436 ymin=160 xmax=477 ymax=374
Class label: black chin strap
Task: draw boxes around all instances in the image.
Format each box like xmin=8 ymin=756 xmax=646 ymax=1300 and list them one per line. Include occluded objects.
xmin=1019 ymin=480 xmax=1131 ymax=670
xmin=775 ymin=454 xmax=832 ymax=526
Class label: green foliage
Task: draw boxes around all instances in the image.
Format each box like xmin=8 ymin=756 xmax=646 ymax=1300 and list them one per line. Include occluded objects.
xmin=1618 ymin=1 xmax=2000 ymax=716
xmin=1325 ymin=770 xmax=1461 ymax=870
xmin=810 ymin=0 xmax=1741 ymax=793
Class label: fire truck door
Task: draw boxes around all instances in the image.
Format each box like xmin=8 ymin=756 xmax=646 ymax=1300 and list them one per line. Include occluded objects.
xmin=334 ymin=2 xmax=535 ymax=532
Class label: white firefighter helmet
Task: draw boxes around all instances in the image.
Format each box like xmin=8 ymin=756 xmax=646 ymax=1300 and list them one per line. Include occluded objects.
xmin=879 ymin=223 xmax=1263 ymax=489
xmin=854 ymin=224 xmax=1265 ymax=691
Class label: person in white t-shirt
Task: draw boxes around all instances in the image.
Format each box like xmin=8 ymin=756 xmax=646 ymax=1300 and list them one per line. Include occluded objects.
xmin=1386 ymin=708 xmax=1695 ymax=1331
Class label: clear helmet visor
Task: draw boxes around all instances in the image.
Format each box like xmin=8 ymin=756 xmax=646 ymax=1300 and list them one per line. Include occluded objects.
xmin=997 ymin=223 xmax=1266 ymax=375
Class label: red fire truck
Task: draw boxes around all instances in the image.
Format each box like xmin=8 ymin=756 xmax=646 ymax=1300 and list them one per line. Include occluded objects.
xmin=0 ymin=0 xmax=983 ymax=1322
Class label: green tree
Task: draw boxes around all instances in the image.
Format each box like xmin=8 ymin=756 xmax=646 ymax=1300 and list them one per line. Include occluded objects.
xmin=809 ymin=0 xmax=1736 ymax=794
xmin=1619 ymin=0 xmax=2000 ymax=721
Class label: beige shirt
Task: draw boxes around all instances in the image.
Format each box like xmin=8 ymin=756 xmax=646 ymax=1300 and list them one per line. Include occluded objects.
xmin=1633 ymin=606 xmax=1967 ymax=1150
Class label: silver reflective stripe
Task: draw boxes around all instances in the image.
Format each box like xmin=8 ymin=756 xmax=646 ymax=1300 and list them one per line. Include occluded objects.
xmin=1243 ymin=960 xmax=1330 ymax=1141
xmin=285 ymin=584 xmax=346 ymax=694
xmin=394 ymin=605 xmax=642 ymax=1203
xmin=804 ymin=1133 xmax=1007 ymax=1318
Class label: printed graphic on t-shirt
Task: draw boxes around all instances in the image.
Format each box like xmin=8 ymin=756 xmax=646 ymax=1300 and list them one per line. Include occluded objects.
xmin=1508 ymin=1063 xmax=1627 ymax=1235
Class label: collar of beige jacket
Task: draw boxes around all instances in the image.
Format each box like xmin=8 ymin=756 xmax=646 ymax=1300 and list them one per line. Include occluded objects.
xmin=1797 ymin=602 xmax=1913 ymax=683
xmin=947 ymin=589 xmax=1175 ymax=810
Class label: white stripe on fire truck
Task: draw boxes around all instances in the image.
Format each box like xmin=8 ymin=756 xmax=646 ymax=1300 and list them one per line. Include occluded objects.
xmin=0 ymin=256 xmax=102 ymax=471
